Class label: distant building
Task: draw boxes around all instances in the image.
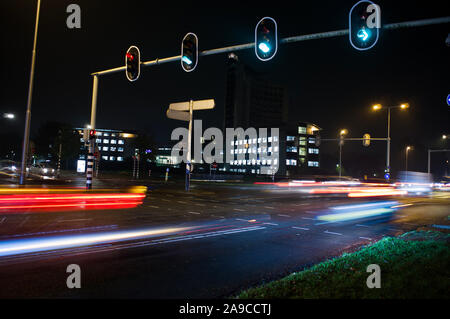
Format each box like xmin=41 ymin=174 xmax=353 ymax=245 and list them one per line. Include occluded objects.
xmin=227 ymin=122 xmax=321 ymax=176
xmin=223 ymin=54 xmax=321 ymax=176
xmin=75 ymin=128 xmax=138 ymax=172
xmin=224 ymin=53 xmax=288 ymax=130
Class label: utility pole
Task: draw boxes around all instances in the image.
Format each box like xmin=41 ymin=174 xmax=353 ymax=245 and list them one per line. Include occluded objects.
xmin=20 ymin=0 xmax=41 ymax=185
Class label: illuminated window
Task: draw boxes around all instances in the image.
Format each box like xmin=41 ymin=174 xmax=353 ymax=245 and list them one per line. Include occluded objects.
xmin=299 ymin=147 xmax=306 ymax=156
xmin=274 ymin=146 xmax=279 ymax=152
xmin=300 ymin=157 xmax=306 ymax=164
xmin=102 ymin=147 xmax=108 ymax=151
xmin=110 ymin=156 xmax=115 ymax=161
xmin=118 ymin=147 xmax=124 ymax=152
xmin=299 ymin=137 xmax=306 ymax=146
xmin=80 ymin=138 xmax=84 ymax=143
xmin=298 ymin=126 xmax=307 ymax=134
xmin=110 ymin=140 xmax=117 ymax=144
xmin=308 ymin=148 xmax=319 ymax=154
xmin=110 ymin=147 xmax=117 ymax=152
xmin=103 ymin=133 xmax=110 ymax=137
xmin=96 ymin=138 xmax=102 ymax=144
xmin=287 ymin=136 xmax=295 ymax=141
xmin=268 ymin=137 xmax=272 ymax=142
xmin=273 ymin=136 xmax=278 ymax=142
xmin=118 ymin=140 xmax=124 ymax=145
xmin=102 ymin=156 xmax=108 ymax=161
xmin=308 ymin=161 xmax=319 ymax=167
xmin=286 ymin=159 xmax=297 ymax=166
xmin=103 ymin=139 xmax=109 ymax=144
xmin=309 ymin=137 xmax=316 ymax=144
xmin=287 ymin=146 xmax=297 ymax=153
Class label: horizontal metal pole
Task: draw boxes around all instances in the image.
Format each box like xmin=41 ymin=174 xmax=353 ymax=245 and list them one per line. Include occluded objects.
xmin=91 ymin=16 xmax=450 ymax=77
xmin=428 ymin=149 xmax=450 ymax=153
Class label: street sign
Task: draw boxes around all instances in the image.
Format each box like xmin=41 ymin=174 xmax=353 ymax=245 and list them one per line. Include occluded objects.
xmin=167 ymin=99 xmax=215 ymax=192
xmin=169 ymin=99 xmax=215 ymax=111
xmin=166 ymin=109 xmax=190 ymax=121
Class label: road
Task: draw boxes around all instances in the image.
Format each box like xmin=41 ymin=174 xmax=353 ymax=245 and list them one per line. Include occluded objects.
xmin=0 ymin=180 xmax=448 ymax=298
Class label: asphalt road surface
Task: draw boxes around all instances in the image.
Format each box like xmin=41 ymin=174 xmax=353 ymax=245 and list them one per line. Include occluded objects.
xmin=0 ymin=181 xmax=448 ymax=298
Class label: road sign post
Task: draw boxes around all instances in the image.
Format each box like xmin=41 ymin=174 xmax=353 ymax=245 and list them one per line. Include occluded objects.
xmin=167 ymin=99 xmax=215 ymax=191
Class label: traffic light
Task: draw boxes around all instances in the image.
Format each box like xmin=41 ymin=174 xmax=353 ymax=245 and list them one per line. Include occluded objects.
xmin=363 ymin=133 xmax=371 ymax=146
xmin=314 ymin=134 xmax=321 ymax=147
xmin=125 ymin=46 xmax=141 ymax=81
xmin=349 ymin=1 xmax=381 ymax=50
xmin=255 ymin=17 xmax=278 ymax=61
xmin=89 ymin=129 xmax=96 ymax=140
xmin=181 ymin=33 xmax=198 ymax=72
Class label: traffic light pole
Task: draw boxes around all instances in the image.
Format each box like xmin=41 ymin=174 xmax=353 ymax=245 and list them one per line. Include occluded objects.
xmin=86 ymin=75 xmax=99 ymax=189
xmin=85 ymin=16 xmax=449 ymax=188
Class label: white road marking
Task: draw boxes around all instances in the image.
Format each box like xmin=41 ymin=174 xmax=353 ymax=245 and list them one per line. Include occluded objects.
xmin=233 ymin=208 xmax=245 ymax=211
xmin=263 ymin=222 xmax=278 ymax=226
xmin=359 ymin=236 xmax=373 ymax=240
xmin=162 ymin=199 xmax=170 ymax=202
xmin=187 ymin=212 xmax=200 ymax=215
xmin=177 ymin=201 xmax=188 ymax=204
xmin=148 ymin=205 xmax=160 ymax=209
xmin=301 ymin=217 xmax=314 ymax=220
xmin=264 ymin=206 xmax=275 ymax=209
xmin=355 ymin=224 xmax=370 ymax=227
xmin=292 ymin=226 xmax=309 ymax=230
xmin=324 ymin=230 xmax=343 ymax=236
xmin=278 ymin=214 xmax=291 ymax=217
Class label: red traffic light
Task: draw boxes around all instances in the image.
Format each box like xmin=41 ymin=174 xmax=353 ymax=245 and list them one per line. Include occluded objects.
xmin=126 ymin=52 xmax=134 ymax=61
xmin=89 ymin=129 xmax=96 ymax=139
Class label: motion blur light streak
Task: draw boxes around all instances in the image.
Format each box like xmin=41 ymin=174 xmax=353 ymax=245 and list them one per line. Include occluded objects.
xmin=0 ymin=226 xmax=190 ymax=257
xmin=348 ymin=189 xmax=407 ymax=197
xmin=317 ymin=201 xmax=399 ymax=222
xmin=0 ymin=189 xmax=147 ymax=212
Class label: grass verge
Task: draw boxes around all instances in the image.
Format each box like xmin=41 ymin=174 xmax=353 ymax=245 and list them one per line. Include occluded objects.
xmin=237 ymin=230 xmax=450 ymax=299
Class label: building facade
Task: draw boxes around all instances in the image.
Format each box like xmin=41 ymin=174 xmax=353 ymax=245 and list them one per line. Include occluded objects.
xmin=75 ymin=128 xmax=137 ymax=172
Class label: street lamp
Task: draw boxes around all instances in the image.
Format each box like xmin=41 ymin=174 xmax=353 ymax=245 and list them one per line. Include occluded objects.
xmin=406 ymin=146 xmax=412 ymax=181
xmin=3 ymin=113 xmax=15 ymax=119
xmin=372 ymin=102 xmax=410 ymax=177
xmin=20 ymin=0 xmax=41 ymax=185
xmin=339 ymin=129 xmax=348 ymax=178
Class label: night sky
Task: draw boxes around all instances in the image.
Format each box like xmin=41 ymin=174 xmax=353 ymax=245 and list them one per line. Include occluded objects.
xmin=1 ymin=0 xmax=448 ymax=176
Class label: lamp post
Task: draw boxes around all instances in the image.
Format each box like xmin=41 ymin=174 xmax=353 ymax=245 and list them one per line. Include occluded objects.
xmin=372 ymin=103 xmax=409 ymax=177
xmin=20 ymin=0 xmax=41 ymax=185
xmin=405 ymin=146 xmax=412 ymax=182
xmin=339 ymin=129 xmax=348 ymax=178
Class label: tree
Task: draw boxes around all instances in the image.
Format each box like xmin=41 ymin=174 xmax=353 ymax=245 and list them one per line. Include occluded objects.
xmin=34 ymin=122 xmax=79 ymax=168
